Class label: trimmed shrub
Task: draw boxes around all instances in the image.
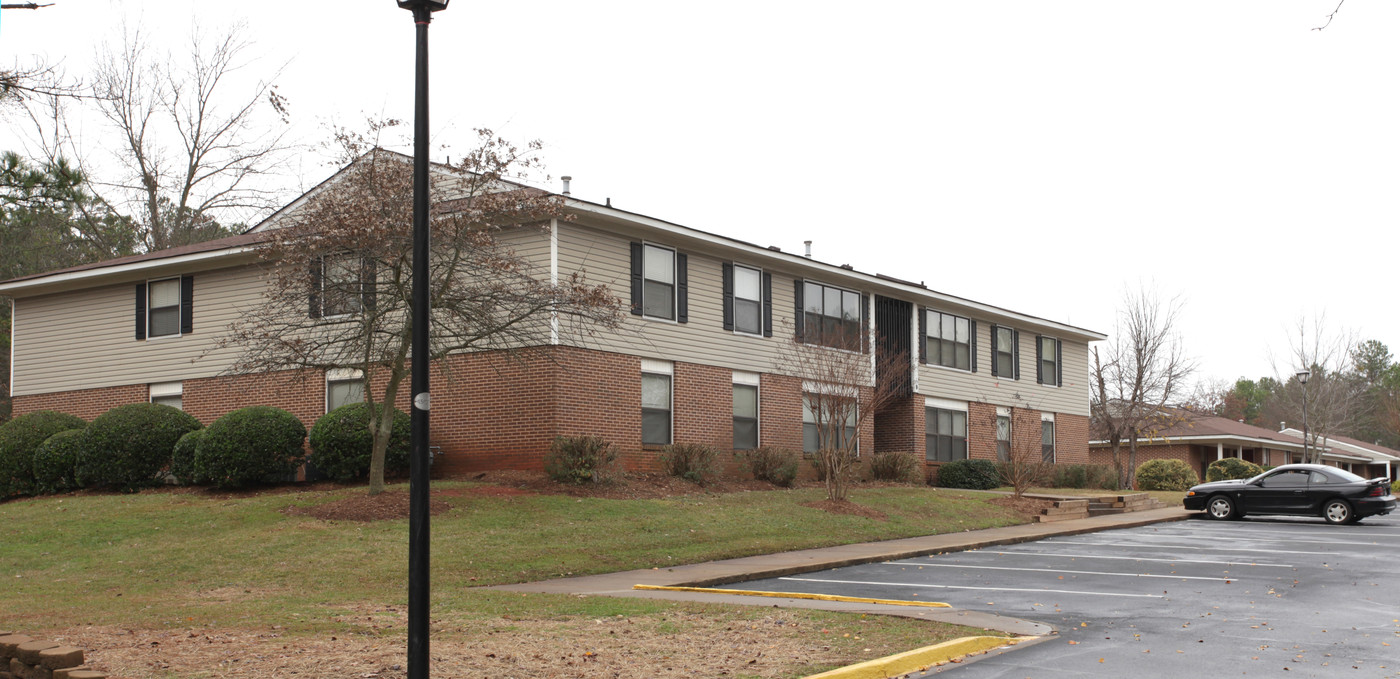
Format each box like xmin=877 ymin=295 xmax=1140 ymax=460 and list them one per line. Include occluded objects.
xmin=0 ymin=410 xmax=87 ymax=497
xmin=1134 ymin=458 xmax=1198 ymax=491
xmin=543 ymin=435 xmax=619 ymax=485
xmin=1392 ymin=479 xmax=1399 ymax=495
xmin=936 ymin=458 xmax=1001 ymax=490
xmin=868 ymin=451 xmax=921 ymax=483
xmin=661 ymin=443 xmax=720 ymax=484
xmin=170 ymin=429 xmax=207 ymax=485
xmin=194 ymin=406 xmax=307 ymax=489
xmin=308 ymin=403 xmax=411 ymax=483
xmin=1206 ymin=457 xmax=1264 ymax=482
xmin=741 ymin=446 xmax=799 ymax=487
xmin=75 ymin=403 xmax=201 ymax=492
xmin=1049 ymin=463 xmax=1119 ymax=490
xmin=31 ymin=428 xmax=86 ymax=495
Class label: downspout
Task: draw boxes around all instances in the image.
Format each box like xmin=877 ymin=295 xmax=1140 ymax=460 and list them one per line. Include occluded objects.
xmin=550 ymin=217 xmax=559 ymax=345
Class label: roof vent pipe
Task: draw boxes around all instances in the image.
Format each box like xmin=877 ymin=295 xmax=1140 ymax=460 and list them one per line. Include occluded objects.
xmin=561 ymin=176 xmax=572 ymax=196
xmin=1280 ymin=421 xmax=1287 ymax=432
xmin=804 ymin=240 xmax=812 ymax=258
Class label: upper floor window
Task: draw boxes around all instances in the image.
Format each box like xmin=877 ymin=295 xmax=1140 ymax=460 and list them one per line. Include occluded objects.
xmin=323 ymin=254 xmax=364 ymax=317
xmin=136 ymin=275 xmax=192 ymax=340
xmin=925 ymin=406 xmax=967 ymax=462
xmin=629 ymin=242 xmax=688 ymax=322
xmin=991 ymin=325 xmax=1018 ymax=379
xmin=800 ymin=280 xmax=862 ymax=350
xmin=925 ymin=310 xmax=972 ymax=371
xmin=733 ymin=265 xmax=762 ymax=335
xmin=1037 ymin=335 xmax=1061 ymax=386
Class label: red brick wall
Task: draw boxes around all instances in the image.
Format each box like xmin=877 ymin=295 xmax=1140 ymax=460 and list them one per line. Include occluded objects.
xmin=1090 ymin=442 xmax=1202 ymax=481
xmin=12 ymin=383 xmax=148 ymax=421
xmin=874 ymin=395 xmax=924 ymax=455
xmin=1055 ymin=413 xmax=1089 ymax=465
xmin=185 ymin=370 xmax=323 ymax=430
xmin=967 ymin=402 xmax=998 ymax=461
xmin=759 ymin=373 xmax=803 ymax=454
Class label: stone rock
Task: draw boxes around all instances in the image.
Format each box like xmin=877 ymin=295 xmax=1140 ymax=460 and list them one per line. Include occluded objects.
xmin=56 ymin=673 xmax=104 ymax=679
xmin=13 ymin=642 xmax=58 ymax=665
xmin=36 ymin=649 xmax=82 ymax=671
xmin=52 ymin=669 xmax=94 ymax=679
xmin=0 ymin=637 xmax=33 ymax=659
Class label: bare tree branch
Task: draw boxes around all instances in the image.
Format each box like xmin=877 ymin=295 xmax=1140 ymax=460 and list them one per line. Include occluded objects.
xmin=1313 ymin=0 xmax=1346 ymax=30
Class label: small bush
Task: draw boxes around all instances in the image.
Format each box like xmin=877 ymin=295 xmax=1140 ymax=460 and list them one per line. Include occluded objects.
xmin=1206 ymin=458 xmax=1264 ymax=482
xmin=936 ymin=458 xmax=1002 ymax=490
xmin=31 ymin=428 xmax=86 ymax=494
xmin=0 ymin=410 xmax=87 ymax=497
xmin=741 ymin=446 xmax=799 ymax=487
xmin=75 ymin=404 xmax=201 ymax=492
xmin=1135 ymin=458 xmax=1198 ymax=491
xmin=544 ymin=435 xmax=619 ymax=485
xmin=661 ymin=443 xmax=720 ymax=484
xmin=1392 ymin=479 xmax=1399 ymax=495
xmin=170 ymin=429 xmax=207 ymax=485
xmin=308 ymin=403 xmax=411 ymax=483
xmin=1049 ymin=463 xmax=1119 ymax=490
xmin=194 ymin=406 xmax=307 ymax=489
xmin=868 ymin=450 xmax=921 ymax=483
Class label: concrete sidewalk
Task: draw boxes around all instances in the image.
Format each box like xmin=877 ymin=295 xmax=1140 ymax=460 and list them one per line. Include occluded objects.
xmin=495 ymin=505 xmax=1192 ymax=636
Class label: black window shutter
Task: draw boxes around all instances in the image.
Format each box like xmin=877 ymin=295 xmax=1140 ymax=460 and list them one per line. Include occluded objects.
xmin=860 ymin=293 xmax=870 ymax=354
xmin=629 ymin=242 xmax=643 ymax=316
xmin=1013 ymin=329 xmax=1021 ymax=380
xmin=135 ymin=283 xmax=147 ymax=340
xmin=721 ymin=262 xmax=734 ymax=331
xmin=1035 ymin=334 xmax=1044 ymax=384
xmin=793 ymin=279 xmax=804 ymax=341
xmin=989 ymin=324 xmax=999 ymax=376
xmin=676 ymin=252 xmax=688 ymax=323
xmin=179 ymin=275 xmax=193 ymax=335
xmin=309 ymin=259 xmax=323 ymax=319
xmin=362 ymin=258 xmax=377 ymax=313
xmin=917 ymin=308 xmax=926 ymax=364
xmin=1056 ymin=339 xmax=1063 ymax=387
xmin=969 ymin=319 xmax=978 ymax=372
xmin=761 ymin=272 xmax=773 ymax=337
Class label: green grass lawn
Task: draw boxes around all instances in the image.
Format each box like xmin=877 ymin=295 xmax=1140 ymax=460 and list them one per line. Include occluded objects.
xmin=0 ymin=482 xmax=1025 ymax=635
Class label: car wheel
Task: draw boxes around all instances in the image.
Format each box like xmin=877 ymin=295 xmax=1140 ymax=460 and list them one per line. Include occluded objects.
xmin=1323 ymin=499 xmax=1354 ymax=525
xmin=1206 ymin=495 xmax=1236 ymax=520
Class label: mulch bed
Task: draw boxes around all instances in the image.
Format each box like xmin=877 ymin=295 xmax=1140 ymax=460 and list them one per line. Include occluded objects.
xmin=283 ymin=490 xmax=453 ymax=522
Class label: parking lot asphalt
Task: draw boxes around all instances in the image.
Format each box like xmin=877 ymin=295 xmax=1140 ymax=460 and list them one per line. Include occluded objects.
xmin=728 ymin=513 xmax=1400 ymax=677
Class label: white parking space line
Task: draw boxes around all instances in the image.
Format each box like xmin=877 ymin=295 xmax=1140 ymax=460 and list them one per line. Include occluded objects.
xmin=926 ymin=550 xmax=1295 ymax=568
xmin=1042 ymin=539 xmax=1334 ymax=556
xmin=779 ymin=576 xmax=1165 ymax=598
xmin=1098 ymin=532 xmax=1385 ymax=547
xmin=1165 ymin=525 xmax=1400 ymax=540
xmin=880 ymin=562 xmax=1236 ymax=581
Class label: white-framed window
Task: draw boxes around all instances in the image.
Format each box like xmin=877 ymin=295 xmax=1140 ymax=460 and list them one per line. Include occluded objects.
xmin=924 ymin=397 xmax=968 ymax=462
xmin=147 ymin=278 xmax=182 ymax=338
xmin=326 ymin=368 xmax=366 ymax=412
xmin=926 ymin=310 xmax=971 ymax=371
xmin=992 ymin=325 xmax=1017 ymax=378
xmin=803 ymin=391 xmax=857 ymax=455
xmin=1041 ymin=412 xmax=1056 ymax=463
xmin=1037 ymin=335 xmax=1061 ymax=387
xmin=996 ymin=406 xmax=1011 ymax=462
xmin=149 ymin=381 xmax=183 ymax=410
xmin=732 ymin=371 xmax=760 ymax=450
xmin=732 ymin=265 xmax=763 ymax=336
xmin=802 ymin=281 xmax=862 ymax=350
xmin=642 ymin=244 xmax=677 ymax=320
xmin=322 ymin=254 xmax=365 ymax=318
xmin=641 ymin=359 xmax=673 ymax=445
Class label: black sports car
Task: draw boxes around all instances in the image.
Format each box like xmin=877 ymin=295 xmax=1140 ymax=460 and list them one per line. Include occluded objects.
xmin=1183 ymin=463 xmax=1396 ymax=524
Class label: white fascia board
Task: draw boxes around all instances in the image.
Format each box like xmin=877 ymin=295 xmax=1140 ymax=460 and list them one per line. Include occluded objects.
xmin=0 ymin=247 xmax=259 ymax=297
xmin=565 ymin=200 xmax=1107 ymax=343
xmin=1277 ymin=428 xmax=1400 ymax=462
xmin=1091 ymin=433 xmax=1307 ymax=452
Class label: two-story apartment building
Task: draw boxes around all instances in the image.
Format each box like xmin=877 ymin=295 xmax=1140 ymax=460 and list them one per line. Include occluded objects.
xmin=0 ymin=157 xmax=1104 ymax=480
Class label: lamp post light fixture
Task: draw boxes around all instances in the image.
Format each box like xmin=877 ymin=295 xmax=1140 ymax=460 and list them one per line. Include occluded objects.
xmin=1297 ymin=368 xmax=1311 ymax=463
xmin=397 ymin=1 xmax=448 ymax=677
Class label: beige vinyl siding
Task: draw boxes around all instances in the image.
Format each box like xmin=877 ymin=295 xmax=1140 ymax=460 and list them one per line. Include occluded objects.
xmin=556 ymin=221 xmax=820 ymax=376
xmin=11 ymin=265 xmax=269 ymax=396
xmin=916 ymin=320 xmax=1090 ymax=417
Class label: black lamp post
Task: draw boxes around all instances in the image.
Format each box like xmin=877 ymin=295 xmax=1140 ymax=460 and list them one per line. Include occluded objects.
xmin=1297 ymin=368 xmax=1311 ymax=463
xmin=396 ymin=1 xmax=448 ymax=677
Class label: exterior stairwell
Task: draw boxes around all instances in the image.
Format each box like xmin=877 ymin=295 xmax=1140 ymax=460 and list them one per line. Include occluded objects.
xmin=1033 ymin=493 xmax=1167 ymax=522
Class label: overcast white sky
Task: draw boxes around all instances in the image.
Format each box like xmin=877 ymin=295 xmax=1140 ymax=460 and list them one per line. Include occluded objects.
xmin=2 ymin=1 xmax=1395 ymax=388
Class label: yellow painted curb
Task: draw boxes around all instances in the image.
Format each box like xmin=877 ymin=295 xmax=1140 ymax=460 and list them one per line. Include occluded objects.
xmin=632 ymin=584 xmax=951 ymax=608
xmin=802 ymin=635 xmax=1031 ymax=679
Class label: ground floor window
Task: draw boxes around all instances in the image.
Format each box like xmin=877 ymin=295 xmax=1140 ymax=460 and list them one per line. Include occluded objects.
xmin=925 ymin=405 xmax=967 ymax=462
xmin=1041 ymin=414 xmax=1056 ymax=463
xmin=996 ymin=407 xmax=1011 ymax=461
xmin=326 ymin=369 xmax=365 ymax=412
xmin=149 ymin=381 xmax=182 ymax=410
xmin=642 ymin=360 xmax=673 ymax=446
xmin=803 ymin=392 xmax=856 ymax=454
xmin=732 ymin=372 xmax=759 ymax=450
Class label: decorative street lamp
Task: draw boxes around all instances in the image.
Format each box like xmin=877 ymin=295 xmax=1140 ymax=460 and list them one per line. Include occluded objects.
xmin=396 ymin=1 xmax=448 ymax=677
xmin=1297 ymin=368 xmax=1311 ymax=463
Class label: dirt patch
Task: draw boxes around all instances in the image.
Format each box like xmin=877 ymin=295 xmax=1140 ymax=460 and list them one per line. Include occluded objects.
xmin=283 ymin=490 xmax=452 ymax=522
xmin=800 ymin=499 xmax=889 ymax=520
xmin=54 ymin=614 xmax=897 ymax=679
xmin=460 ymin=469 xmax=789 ymax=500
xmin=988 ymin=494 xmax=1055 ymax=518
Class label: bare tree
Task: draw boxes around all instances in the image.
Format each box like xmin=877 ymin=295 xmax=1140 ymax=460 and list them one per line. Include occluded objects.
xmin=1090 ymin=286 xmax=1196 ymax=489
xmin=1268 ymin=316 xmax=1368 ymax=463
xmin=777 ymin=327 xmax=904 ymax=503
xmin=218 ymin=122 xmax=625 ymax=495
